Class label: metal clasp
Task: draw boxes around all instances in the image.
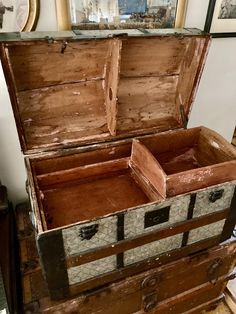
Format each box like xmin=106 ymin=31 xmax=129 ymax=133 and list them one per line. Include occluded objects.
xmin=209 ymin=189 xmax=224 ymax=203
xmin=80 ymin=224 xmax=99 ymax=240
xmin=61 ymin=40 xmax=68 ymax=54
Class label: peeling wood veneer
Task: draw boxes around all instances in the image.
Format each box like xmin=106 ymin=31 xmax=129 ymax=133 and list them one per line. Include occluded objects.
xmin=1 ymin=33 xmax=210 ymax=154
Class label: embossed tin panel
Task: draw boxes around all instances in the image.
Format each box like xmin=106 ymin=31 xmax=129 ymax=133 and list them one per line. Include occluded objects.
xmin=193 ymin=182 xmax=236 ymax=218
xmin=124 ymin=195 xmax=190 ymax=239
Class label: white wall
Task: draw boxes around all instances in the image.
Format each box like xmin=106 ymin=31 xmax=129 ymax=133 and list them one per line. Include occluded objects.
xmin=186 ymin=0 xmax=236 ymax=141
xmin=0 ymin=0 xmax=235 ymax=204
xmin=0 ymin=1 xmax=57 ymax=204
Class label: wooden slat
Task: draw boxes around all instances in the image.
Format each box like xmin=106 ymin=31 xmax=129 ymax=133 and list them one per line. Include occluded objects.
xmin=167 ymin=161 xmax=236 ymax=197
xmin=7 ymin=40 xmax=111 ymax=91
xmin=139 ymin=127 xmax=200 ymax=156
xmin=66 ymin=209 xmax=229 ymax=268
xmin=197 ymin=127 xmax=236 ymax=166
xmin=120 ymin=36 xmax=190 ymax=78
xmin=175 ymin=36 xmax=211 ymax=122
xmin=130 ymin=140 xmax=166 ymax=198
xmin=32 ymin=141 xmax=132 ymax=175
xmin=130 ymin=166 xmax=163 ymax=202
xmin=181 ymin=296 xmax=224 ymax=314
xmin=147 ymin=277 xmax=227 ymax=314
xmin=104 ymin=38 xmax=122 ymax=136
xmin=17 ymin=80 xmax=109 ymax=150
xmin=37 ymin=158 xmax=129 ymax=187
xmin=116 ymin=75 xmax=180 ymax=134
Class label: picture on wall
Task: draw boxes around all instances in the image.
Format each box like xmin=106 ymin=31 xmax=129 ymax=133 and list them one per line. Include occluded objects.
xmin=68 ymin=0 xmax=188 ymax=29
xmin=0 ymin=0 xmax=39 ymax=32
xmin=118 ymin=0 xmax=147 ymax=15
xmin=205 ymin=0 xmax=236 ymax=36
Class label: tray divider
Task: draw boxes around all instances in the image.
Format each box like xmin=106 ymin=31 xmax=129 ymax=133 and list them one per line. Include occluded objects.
xmin=104 ymin=38 xmax=122 ymax=136
xmin=130 ymin=139 xmax=167 ymax=198
xmin=130 ymin=165 xmax=163 ymax=202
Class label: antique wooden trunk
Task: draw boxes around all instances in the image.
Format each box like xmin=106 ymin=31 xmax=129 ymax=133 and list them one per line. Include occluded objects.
xmin=1 ymin=28 xmax=236 ymax=300
xmin=16 ymin=202 xmax=236 ymax=314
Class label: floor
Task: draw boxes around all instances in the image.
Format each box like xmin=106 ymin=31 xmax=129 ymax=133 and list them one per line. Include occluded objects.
xmin=207 ymin=302 xmax=231 ymax=313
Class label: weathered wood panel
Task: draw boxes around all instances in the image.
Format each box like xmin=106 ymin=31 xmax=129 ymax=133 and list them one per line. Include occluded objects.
xmin=104 ymin=38 xmax=122 ymax=135
xmin=6 ymin=40 xmax=111 ymax=91
xmin=117 ymin=75 xmax=180 ymax=134
xmin=175 ymin=37 xmax=211 ymax=121
xmin=167 ymin=163 xmax=236 ymax=197
xmin=37 ymin=158 xmax=129 ymax=187
xmin=120 ymin=36 xmax=190 ymax=78
xmin=131 ymin=140 xmax=166 ymax=198
xmin=17 ymin=80 xmax=109 ymax=150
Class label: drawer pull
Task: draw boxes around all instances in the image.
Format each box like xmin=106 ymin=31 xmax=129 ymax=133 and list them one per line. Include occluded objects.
xmin=209 ymin=189 xmax=224 ymax=203
xmin=143 ymin=292 xmax=158 ymax=312
xmin=80 ymin=224 xmax=99 ymax=240
xmin=142 ymin=275 xmax=160 ymax=289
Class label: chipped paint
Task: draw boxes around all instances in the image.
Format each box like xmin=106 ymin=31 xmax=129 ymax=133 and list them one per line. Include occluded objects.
xmin=212 ymin=141 xmax=220 ymax=149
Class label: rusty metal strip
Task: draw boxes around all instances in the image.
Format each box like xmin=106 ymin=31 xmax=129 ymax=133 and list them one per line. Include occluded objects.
xmin=66 ymin=208 xmax=229 ymax=269
xmin=116 ymin=213 xmax=124 ymax=269
xmin=182 ymin=193 xmax=197 ymax=247
xmin=37 ymin=230 xmax=69 ymax=300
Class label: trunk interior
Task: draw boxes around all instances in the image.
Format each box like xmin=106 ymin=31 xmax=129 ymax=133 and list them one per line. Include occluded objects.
xmin=32 ymin=127 xmax=236 ymax=231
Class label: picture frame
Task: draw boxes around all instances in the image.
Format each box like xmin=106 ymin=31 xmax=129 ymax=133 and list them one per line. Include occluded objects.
xmin=67 ymin=0 xmax=188 ymax=30
xmin=204 ymin=0 xmax=236 ymax=37
xmin=55 ymin=0 xmax=71 ymax=30
xmin=0 ymin=0 xmax=40 ymax=32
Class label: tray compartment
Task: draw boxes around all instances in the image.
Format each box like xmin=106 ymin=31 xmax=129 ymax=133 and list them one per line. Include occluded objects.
xmin=36 ymin=155 xmax=161 ymax=231
xmin=136 ymin=127 xmax=236 ymax=197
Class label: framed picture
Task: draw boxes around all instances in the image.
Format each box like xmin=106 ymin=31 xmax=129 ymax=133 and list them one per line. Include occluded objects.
xmin=0 ymin=0 xmax=40 ymax=32
xmin=55 ymin=0 xmax=71 ymax=31
xmin=68 ymin=0 xmax=188 ymax=29
xmin=204 ymin=0 xmax=236 ymax=37
xmin=118 ymin=0 xmax=147 ymax=15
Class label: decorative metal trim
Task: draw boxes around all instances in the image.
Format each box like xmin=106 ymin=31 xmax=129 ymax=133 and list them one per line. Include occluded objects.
xmin=37 ymin=230 xmax=69 ymax=300
xmin=220 ymin=186 xmax=236 ymax=242
xmin=117 ymin=213 xmax=125 ymax=268
xmin=144 ymin=206 xmax=170 ymax=229
xmin=182 ymin=193 xmax=196 ymax=247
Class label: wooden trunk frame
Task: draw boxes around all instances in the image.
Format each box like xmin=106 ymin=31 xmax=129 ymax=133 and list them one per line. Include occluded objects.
xmin=1 ymin=29 xmax=236 ymax=300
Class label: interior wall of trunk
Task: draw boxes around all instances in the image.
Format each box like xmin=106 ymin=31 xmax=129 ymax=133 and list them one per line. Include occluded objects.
xmin=0 ymin=0 xmax=235 ymax=204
